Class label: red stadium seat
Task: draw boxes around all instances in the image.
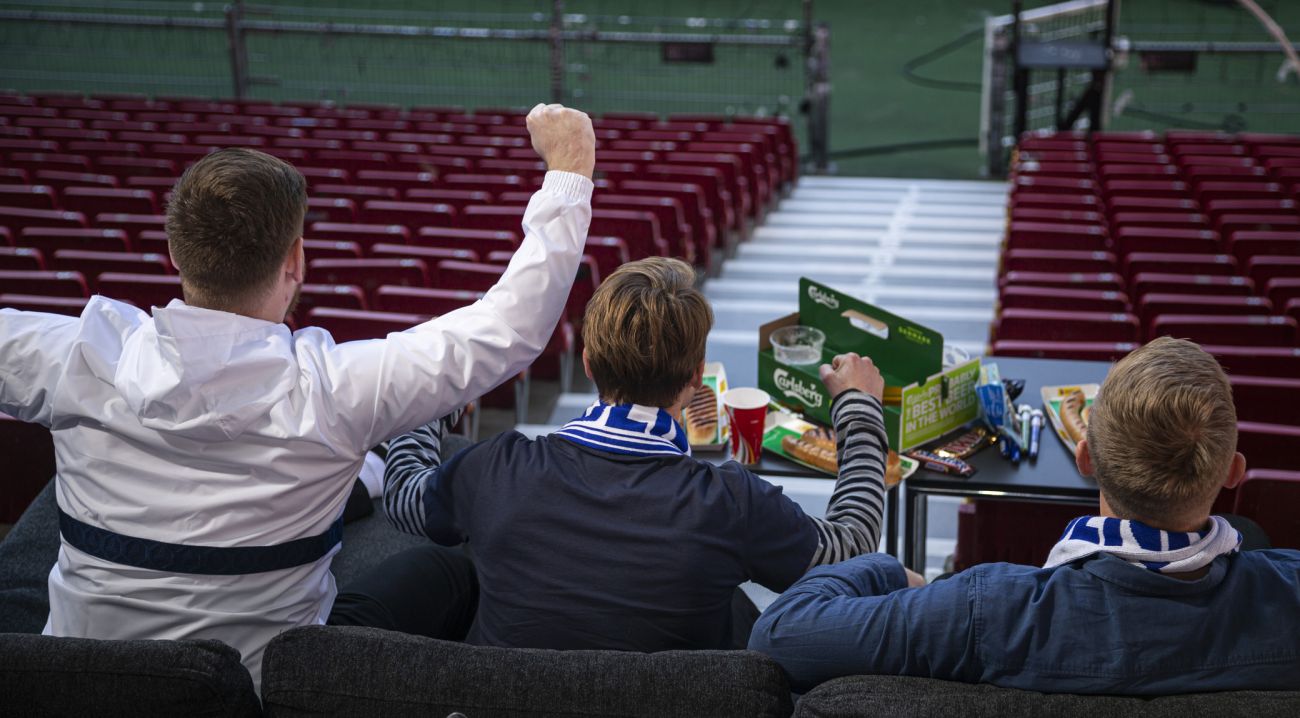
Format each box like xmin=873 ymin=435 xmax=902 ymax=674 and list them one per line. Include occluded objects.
xmin=1266 ymin=278 xmax=1300 ymax=310
xmin=0 ymin=293 xmax=89 ymax=316
xmin=595 ymin=194 xmax=694 ymax=263
xmin=1195 ymin=181 xmax=1286 ymax=201
xmin=1129 ymin=272 xmax=1255 ymax=298
xmin=441 ymin=173 xmax=525 ymax=197
xmin=1113 ymin=227 xmax=1219 ymax=256
xmin=0 ymin=247 xmax=44 ymax=271
xmin=990 ymin=339 xmax=1136 ymax=362
xmin=7 ymin=153 xmax=91 ymax=173
xmin=291 ymin=283 xmax=368 ymax=322
xmin=308 ymin=222 xmax=409 ymax=252
xmin=1246 ymin=256 xmax=1300 ymax=288
xmin=354 ymin=170 xmax=437 ymax=193
xmin=97 ymin=273 xmax=183 ymax=309
xmin=92 ymin=213 xmax=166 ymax=241
xmin=313 ymin=184 xmax=398 ymax=203
xmin=374 ymin=286 xmax=481 ymax=315
xmin=413 ymin=227 xmax=519 ymax=258
xmin=1217 ymin=213 xmax=1300 ymax=238
xmin=1233 ymin=469 xmax=1300 ymax=549
xmin=303 ymin=307 xmax=430 ymax=343
xmin=1010 ymin=192 xmax=1100 ymax=211
xmin=999 ymin=285 xmax=1130 ymax=313
xmin=589 ymin=209 xmax=667 ymax=260
xmin=1207 ymin=345 xmax=1300 ymax=379
xmin=1236 ymin=424 xmax=1300 ymax=472
xmin=1228 ymin=230 xmax=1300 ymax=263
xmin=303 ymin=239 xmax=363 ymax=260
xmin=0 ymin=184 xmax=56 ymax=209
xmin=995 ymin=308 xmax=1140 ymax=343
xmin=371 ymin=242 xmax=477 ymax=265
xmin=615 ymin=179 xmax=717 ymax=262
xmin=33 ymin=170 xmax=117 ymax=191
xmin=404 ymin=189 xmax=493 ymax=211
xmin=311 ymin=150 xmax=392 ymax=174
xmin=0 ymin=206 xmax=87 ymax=231
xmin=581 ymin=236 xmax=631 ymax=281
xmin=436 ymin=260 xmax=504 ymax=292
xmin=308 ymin=258 xmax=429 ymax=301
xmin=1151 ymin=314 xmax=1298 ymax=347
xmin=1005 ymin=208 xmax=1105 ymax=227
xmin=359 ymin=200 xmax=456 ymax=229
xmin=1005 ymin=222 xmax=1108 ymax=252
xmin=0 ymin=269 xmax=88 ymax=297
xmin=1102 ymin=179 xmax=1189 ymax=199
xmin=1231 ymin=376 xmax=1300 ymax=427
xmin=1002 ymin=249 xmax=1117 ymax=274
xmin=62 ymin=187 xmax=158 ymax=216
xmin=1138 ymin=293 xmax=1273 ymax=338
xmin=999 ymin=271 xmax=1124 ymax=291
xmin=1123 ymin=253 xmax=1237 ymax=279
xmin=50 ymin=250 xmax=171 ymax=291
xmin=304 ymin=197 xmax=357 ymax=224
xmin=0 ymin=167 xmax=30 ymax=184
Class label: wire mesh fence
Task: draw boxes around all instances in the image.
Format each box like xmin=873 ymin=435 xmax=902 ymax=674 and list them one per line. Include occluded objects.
xmin=0 ymin=1 xmax=810 ymax=125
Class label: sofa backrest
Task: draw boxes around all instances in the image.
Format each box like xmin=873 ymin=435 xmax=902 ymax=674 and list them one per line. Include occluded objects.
xmin=0 ymin=632 xmax=261 ymax=717
xmin=261 ymin=625 xmax=793 ymax=718
xmin=794 ymin=675 xmax=1300 ymax=718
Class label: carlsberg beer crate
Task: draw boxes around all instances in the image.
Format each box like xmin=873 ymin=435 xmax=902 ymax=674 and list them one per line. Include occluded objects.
xmin=757 ymin=278 xmax=981 ymax=451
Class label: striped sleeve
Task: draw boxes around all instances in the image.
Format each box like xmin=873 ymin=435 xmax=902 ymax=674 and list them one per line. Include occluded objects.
xmin=806 ymin=390 xmax=889 ymax=568
xmin=382 ymin=408 xmax=463 ymax=538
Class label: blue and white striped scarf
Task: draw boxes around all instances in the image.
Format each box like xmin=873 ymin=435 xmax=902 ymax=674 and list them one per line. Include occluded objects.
xmin=1045 ymin=515 xmax=1241 ymax=574
xmin=554 ymin=402 xmax=691 ymax=458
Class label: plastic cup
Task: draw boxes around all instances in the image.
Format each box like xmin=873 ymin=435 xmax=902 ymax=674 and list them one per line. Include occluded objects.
xmin=770 ymin=325 xmax=826 ymax=367
xmin=722 ymin=387 xmax=770 ymax=465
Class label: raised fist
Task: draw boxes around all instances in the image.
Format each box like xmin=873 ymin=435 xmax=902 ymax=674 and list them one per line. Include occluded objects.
xmin=526 ymin=103 xmax=596 ymax=180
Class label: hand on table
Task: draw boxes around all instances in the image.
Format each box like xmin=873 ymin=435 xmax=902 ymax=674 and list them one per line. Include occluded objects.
xmin=526 ymin=103 xmax=596 ymax=179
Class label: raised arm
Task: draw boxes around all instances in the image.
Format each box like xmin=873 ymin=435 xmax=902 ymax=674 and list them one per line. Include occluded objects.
xmin=806 ymin=354 xmax=890 ymax=567
xmin=0 ymin=308 xmax=82 ymax=425
xmin=315 ymin=104 xmax=597 ymax=449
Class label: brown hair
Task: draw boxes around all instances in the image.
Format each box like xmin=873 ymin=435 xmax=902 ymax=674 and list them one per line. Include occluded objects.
xmin=582 ymin=257 xmax=713 ymax=406
xmin=166 ymin=148 xmax=307 ymax=308
xmin=1087 ymin=337 xmax=1238 ymax=521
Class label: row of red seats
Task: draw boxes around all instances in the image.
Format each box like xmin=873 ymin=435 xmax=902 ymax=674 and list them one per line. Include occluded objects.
xmin=992 ymin=130 xmax=1300 ymax=355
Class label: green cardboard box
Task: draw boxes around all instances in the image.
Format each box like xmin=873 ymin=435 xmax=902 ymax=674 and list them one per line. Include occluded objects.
xmin=757 ymin=278 xmax=980 ymax=451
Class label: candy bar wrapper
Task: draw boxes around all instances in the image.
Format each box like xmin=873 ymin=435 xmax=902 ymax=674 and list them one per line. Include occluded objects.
xmin=976 ymin=363 xmax=1012 ymax=434
xmin=905 ymin=449 xmax=977 ymax=478
xmin=931 ymin=426 xmax=992 ymax=460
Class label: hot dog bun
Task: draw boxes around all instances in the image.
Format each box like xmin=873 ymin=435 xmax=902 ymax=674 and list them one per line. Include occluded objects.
xmin=683 ymin=384 xmax=718 ymax=444
xmin=782 ymin=435 xmax=837 ymax=474
xmin=1061 ymin=390 xmax=1088 ymax=445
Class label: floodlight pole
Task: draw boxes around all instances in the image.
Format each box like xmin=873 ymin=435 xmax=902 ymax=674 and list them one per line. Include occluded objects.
xmin=804 ymin=0 xmax=830 ymax=174
xmin=225 ymin=1 xmax=251 ymax=100
xmin=550 ymin=0 xmax=565 ymax=104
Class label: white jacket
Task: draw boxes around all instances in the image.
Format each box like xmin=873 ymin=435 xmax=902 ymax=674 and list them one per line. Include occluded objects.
xmin=0 ymin=171 xmax=593 ymax=690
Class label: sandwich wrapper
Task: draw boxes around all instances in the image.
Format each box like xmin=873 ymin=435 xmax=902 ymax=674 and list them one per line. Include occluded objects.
xmin=758 ymin=279 xmax=982 ymax=465
xmin=1041 ymin=383 xmax=1100 ymax=454
xmin=685 ymin=362 xmax=730 ymax=451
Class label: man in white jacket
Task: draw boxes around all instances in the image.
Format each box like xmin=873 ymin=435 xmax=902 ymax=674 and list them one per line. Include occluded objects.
xmin=0 ymin=103 xmax=595 ymax=690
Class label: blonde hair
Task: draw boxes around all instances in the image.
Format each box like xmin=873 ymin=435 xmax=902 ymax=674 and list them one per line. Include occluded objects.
xmin=582 ymin=257 xmax=713 ymax=406
xmin=1087 ymin=336 xmax=1237 ymax=521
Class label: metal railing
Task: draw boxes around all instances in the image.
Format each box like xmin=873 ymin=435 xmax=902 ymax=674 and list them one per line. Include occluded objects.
xmin=0 ymin=0 xmax=833 ymax=170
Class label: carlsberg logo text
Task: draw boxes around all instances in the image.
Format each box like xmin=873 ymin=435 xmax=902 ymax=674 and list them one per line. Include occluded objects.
xmin=774 ymin=369 xmax=824 ymax=408
xmin=807 ymin=285 xmax=840 ymax=309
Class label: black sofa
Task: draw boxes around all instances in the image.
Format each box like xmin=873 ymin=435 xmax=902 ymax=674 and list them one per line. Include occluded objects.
xmin=2 ymin=480 xmax=1298 ymax=717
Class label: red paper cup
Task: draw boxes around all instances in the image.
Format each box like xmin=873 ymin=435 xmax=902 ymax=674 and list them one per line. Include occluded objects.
xmin=723 ymin=388 xmax=770 ymax=465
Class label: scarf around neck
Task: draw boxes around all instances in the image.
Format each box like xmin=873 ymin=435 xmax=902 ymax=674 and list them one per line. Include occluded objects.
xmin=554 ymin=402 xmax=691 ymax=458
xmin=1044 ymin=515 xmax=1241 ymax=575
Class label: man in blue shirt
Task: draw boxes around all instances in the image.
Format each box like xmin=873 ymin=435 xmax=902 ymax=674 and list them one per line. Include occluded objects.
xmin=750 ymin=336 xmax=1300 ymax=694
xmin=382 ymin=257 xmax=896 ymax=651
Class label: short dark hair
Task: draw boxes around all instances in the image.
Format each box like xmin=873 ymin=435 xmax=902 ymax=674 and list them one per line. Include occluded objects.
xmin=166 ymin=148 xmax=307 ymax=307
xmin=581 ymin=257 xmax=713 ymax=407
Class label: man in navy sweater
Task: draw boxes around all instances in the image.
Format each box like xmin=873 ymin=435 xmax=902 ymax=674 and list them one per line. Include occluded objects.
xmin=382 ymin=257 xmax=907 ymax=650
xmin=750 ymin=337 xmax=1300 ymax=694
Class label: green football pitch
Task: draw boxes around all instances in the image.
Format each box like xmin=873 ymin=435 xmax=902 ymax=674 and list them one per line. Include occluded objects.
xmin=1 ymin=0 xmax=1296 ymax=179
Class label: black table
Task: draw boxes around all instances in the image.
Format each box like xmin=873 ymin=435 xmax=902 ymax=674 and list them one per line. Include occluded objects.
xmin=901 ymin=356 xmax=1113 ymax=572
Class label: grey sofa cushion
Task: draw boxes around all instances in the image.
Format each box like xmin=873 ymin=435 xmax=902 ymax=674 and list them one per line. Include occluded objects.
xmin=262 ymin=625 xmax=793 ymax=718
xmin=0 ymin=632 xmax=261 ymax=717
xmin=794 ymin=675 xmax=1300 ymax=718
xmin=0 ymin=480 xmax=58 ymax=634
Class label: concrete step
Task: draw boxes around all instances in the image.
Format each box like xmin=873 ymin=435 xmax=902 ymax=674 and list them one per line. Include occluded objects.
xmin=749 ymin=226 xmax=1002 ymax=248
xmin=734 ymin=243 xmax=1000 ymax=266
